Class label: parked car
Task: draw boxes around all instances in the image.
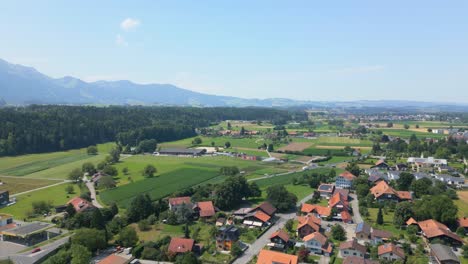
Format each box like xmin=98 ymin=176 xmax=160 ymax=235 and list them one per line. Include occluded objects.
xmin=31 ymin=248 xmax=41 ymax=253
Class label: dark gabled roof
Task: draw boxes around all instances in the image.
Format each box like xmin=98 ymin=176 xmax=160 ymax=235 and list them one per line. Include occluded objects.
xmin=430 ymin=243 xmax=460 ymax=262
xmin=371 ymin=229 xmax=392 ymax=239
xmin=254 ymin=201 xmax=277 ymax=216
xmin=355 ymin=222 xmax=371 ymax=235
xmin=270 ymin=229 xmax=290 ymax=243
xmin=339 ymin=239 xmax=366 ymax=254
xmin=343 ymin=256 xmax=379 ymax=264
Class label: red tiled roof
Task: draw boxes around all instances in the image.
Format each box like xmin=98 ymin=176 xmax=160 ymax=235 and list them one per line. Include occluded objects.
xmin=370 ymin=181 xmax=411 ymax=200
xmin=168 ymin=237 xmax=194 ymax=254
xmin=378 ymin=243 xmax=405 ymax=259
xmin=339 ymin=171 xmax=357 ymax=180
xmin=341 ymin=210 xmax=353 ymax=223
xmin=98 ymin=254 xmax=128 ymax=264
xmin=270 ymin=229 xmax=290 ymax=243
xmin=329 ymin=192 xmax=349 ymax=209
xmin=67 ymin=197 xmax=93 ymax=213
xmin=396 ymin=191 xmax=412 ymax=200
xmin=418 ymin=219 xmax=463 ymax=243
xmin=195 ymin=201 xmax=215 ymax=217
xmin=458 ymin=217 xmax=468 ymax=228
xmin=257 ymin=249 xmax=298 ymax=264
xmin=169 ymin=196 xmax=191 ymax=206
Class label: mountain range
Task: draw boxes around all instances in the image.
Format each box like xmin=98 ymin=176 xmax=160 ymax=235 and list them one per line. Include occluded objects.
xmin=1 ymin=58 xmax=468 ymax=111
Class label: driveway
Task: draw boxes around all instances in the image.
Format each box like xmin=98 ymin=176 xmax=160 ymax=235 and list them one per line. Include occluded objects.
xmin=349 ymin=193 xmax=362 ymax=223
xmin=7 ymin=236 xmax=70 ymax=264
xmin=85 ymin=180 xmax=103 ymax=208
xmin=232 ymin=192 xmax=317 ymax=264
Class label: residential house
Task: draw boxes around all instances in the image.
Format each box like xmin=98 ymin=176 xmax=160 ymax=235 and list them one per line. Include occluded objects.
xmin=329 ymin=192 xmax=349 ymax=212
xmin=98 ymin=254 xmax=129 ymax=264
xmin=378 ymin=243 xmax=405 ymax=262
xmin=371 ymin=160 xmax=390 ymax=170
xmin=336 ymin=171 xmax=356 ymax=189
xmin=437 ymin=165 xmax=456 ymax=174
xmin=387 ymin=170 xmax=402 ymax=181
xmin=256 ymin=249 xmax=298 ymax=264
xmin=430 ymin=243 xmax=460 ymax=264
xmin=341 ymin=210 xmax=353 ymax=224
xmin=355 ymin=222 xmax=371 ymax=240
xmin=67 ymin=197 xmax=94 ymax=213
xmin=303 ymin=232 xmax=333 ymax=256
xmin=334 ymin=189 xmax=350 ymax=200
xmin=343 ymin=256 xmax=379 ymax=264
xmin=216 ymin=225 xmax=240 ymax=251
xmin=407 ymin=156 xmax=447 ymax=171
xmin=417 ymin=219 xmax=464 ymax=246
xmin=300 ymin=204 xmax=331 ymax=219
xmin=370 ymin=229 xmax=393 ymax=245
xmin=252 ymin=201 xmax=277 ymax=217
xmin=91 ymin=172 xmax=109 ymax=186
xmin=243 ymin=210 xmax=271 ymax=228
xmin=269 ymin=229 xmax=290 ymax=250
xmin=406 ymin=217 xmax=418 ymax=226
xmin=395 ymin=163 xmax=408 ymax=171
xmin=193 ymin=201 xmax=216 ymax=219
xmin=369 ymin=181 xmax=412 ymax=202
xmin=168 ymin=237 xmax=195 ymax=255
xmin=297 ymin=215 xmax=321 ymax=238
xmin=318 ymin=184 xmax=335 ymax=199
xmin=365 ymin=169 xmax=387 ymax=185
xmin=0 ymin=190 xmax=9 ymax=206
xmin=168 ymin=196 xmax=192 ymax=211
xmin=339 ymin=239 xmax=367 ymax=258
xmin=458 ymin=217 xmax=468 ymax=235
xmin=434 ymin=174 xmax=465 ymax=187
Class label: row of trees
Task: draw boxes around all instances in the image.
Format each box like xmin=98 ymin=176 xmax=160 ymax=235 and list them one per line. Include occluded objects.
xmin=0 ymin=105 xmax=306 ymax=156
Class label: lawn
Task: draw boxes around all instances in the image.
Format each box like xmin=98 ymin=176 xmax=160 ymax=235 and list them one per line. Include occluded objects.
xmin=0 ymin=142 xmax=115 ymax=180
xmin=131 ymin=222 xmax=184 ymax=242
xmin=0 ymin=183 xmax=81 ymax=219
xmin=365 ymin=208 xmax=403 ymax=236
xmin=0 ymin=176 xmax=62 ymax=195
xmin=455 ymin=191 xmax=468 ymax=217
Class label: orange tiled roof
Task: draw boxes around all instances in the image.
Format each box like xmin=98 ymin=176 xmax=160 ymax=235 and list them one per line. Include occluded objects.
xmin=339 ymin=171 xmax=357 ymax=180
xmin=417 ymin=219 xmax=463 ymax=243
xmin=168 ymin=237 xmax=194 ymax=254
xmin=341 ymin=210 xmax=352 ymax=223
xmin=300 ymin=204 xmax=331 ymax=216
xmin=329 ymin=192 xmax=349 ymax=209
xmin=378 ymin=243 xmax=405 ymax=259
xmin=98 ymin=254 xmax=128 ymax=264
xmin=370 ymin=181 xmax=411 ymax=200
xmin=375 ymin=160 xmax=386 ymax=166
xmin=396 ymin=191 xmax=412 ymax=200
xmin=406 ymin=217 xmax=418 ymax=226
xmin=458 ymin=217 xmax=468 ymax=228
xmin=303 ymin=231 xmax=328 ymax=245
xmin=270 ymin=229 xmax=290 ymax=243
xmin=254 ymin=210 xmax=271 ymax=223
xmin=297 ymin=215 xmax=321 ymax=231
xmin=195 ymin=201 xmax=215 ymax=217
xmin=257 ymin=249 xmax=298 ymax=264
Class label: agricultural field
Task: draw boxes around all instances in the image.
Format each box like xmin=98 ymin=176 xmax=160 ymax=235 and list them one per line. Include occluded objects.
xmin=0 ymin=176 xmax=62 ymax=195
xmin=101 ymin=155 xmax=290 ymax=208
xmin=213 ymin=120 xmax=275 ymax=132
xmin=0 ymin=183 xmax=81 ymax=219
xmin=159 ymin=135 xmax=282 ymax=149
xmin=0 ymin=142 xmax=115 ymax=180
xmin=278 ymin=142 xmax=313 ymax=152
xmin=370 ymin=128 xmax=447 ymax=139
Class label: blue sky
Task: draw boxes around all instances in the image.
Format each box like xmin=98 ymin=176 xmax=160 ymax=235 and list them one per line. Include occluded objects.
xmin=1 ymin=0 xmax=468 ymax=102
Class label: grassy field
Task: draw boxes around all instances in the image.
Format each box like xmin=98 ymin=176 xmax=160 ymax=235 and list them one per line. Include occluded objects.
xmin=0 ymin=183 xmax=81 ymax=219
xmin=456 ymin=191 xmax=468 ymax=217
xmin=214 ymin=120 xmax=275 ymax=132
xmin=253 ymin=168 xmax=337 ymax=188
xmin=366 ymin=208 xmax=403 ymax=236
xmin=371 ymin=128 xmax=447 ymax=139
xmin=0 ymin=142 xmax=115 ymax=180
xmin=0 ymin=177 xmax=62 ymax=194
xmin=159 ymin=135 xmax=281 ymax=149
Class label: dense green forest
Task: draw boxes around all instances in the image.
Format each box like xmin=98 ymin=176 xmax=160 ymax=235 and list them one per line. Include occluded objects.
xmin=0 ymin=105 xmax=306 ymax=156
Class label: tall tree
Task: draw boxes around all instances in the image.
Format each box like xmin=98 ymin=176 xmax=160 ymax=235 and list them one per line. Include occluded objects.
xmin=377 ymin=207 xmax=384 ymax=225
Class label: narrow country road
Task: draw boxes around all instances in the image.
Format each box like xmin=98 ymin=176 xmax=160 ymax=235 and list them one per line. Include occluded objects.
xmin=11 ymin=180 xmax=73 ymax=197
xmin=349 ymin=193 xmax=362 ymax=223
xmin=232 ymin=191 xmax=317 ymax=264
xmin=84 ymin=178 xmax=103 ymax=208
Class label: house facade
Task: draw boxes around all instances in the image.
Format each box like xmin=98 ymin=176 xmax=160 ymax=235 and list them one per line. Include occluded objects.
xmin=336 ymin=171 xmax=356 ymax=189
xmin=339 ymin=239 xmax=367 ymax=258
xmin=378 ymin=243 xmax=405 ymax=262
xmin=216 ymin=225 xmax=239 ymax=251
xmin=303 ymin=232 xmax=333 ymax=256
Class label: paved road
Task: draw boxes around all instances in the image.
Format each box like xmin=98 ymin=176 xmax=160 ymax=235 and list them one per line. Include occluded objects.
xmin=232 ymin=192 xmax=317 ymax=264
xmin=84 ymin=178 xmax=103 ymax=208
xmin=7 ymin=236 xmax=70 ymax=264
xmin=349 ymin=193 xmax=363 ymax=223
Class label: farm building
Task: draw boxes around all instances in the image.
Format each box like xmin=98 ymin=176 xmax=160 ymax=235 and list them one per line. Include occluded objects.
xmin=0 ymin=190 xmax=9 ymax=206
xmin=67 ymin=197 xmax=94 ymax=213
xmin=156 ymin=148 xmax=206 ymax=156
xmin=416 ymin=219 xmax=464 ymax=246
xmin=430 ymin=243 xmax=460 ymax=264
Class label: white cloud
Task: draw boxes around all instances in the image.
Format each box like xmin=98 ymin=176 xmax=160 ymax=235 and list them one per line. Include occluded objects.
xmin=120 ymin=18 xmax=141 ymax=31
xmin=116 ymin=34 xmax=128 ymax=47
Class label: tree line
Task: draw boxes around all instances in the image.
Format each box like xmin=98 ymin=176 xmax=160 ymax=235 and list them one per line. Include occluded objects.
xmin=0 ymin=105 xmax=306 ymax=156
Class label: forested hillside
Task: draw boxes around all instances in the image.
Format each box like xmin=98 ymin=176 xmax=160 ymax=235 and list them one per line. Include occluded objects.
xmin=0 ymin=105 xmax=306 ymax=156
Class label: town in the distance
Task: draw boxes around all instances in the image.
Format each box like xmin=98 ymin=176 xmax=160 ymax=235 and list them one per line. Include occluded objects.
xmin=0 ymin=108 xmax=467 ymax=264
